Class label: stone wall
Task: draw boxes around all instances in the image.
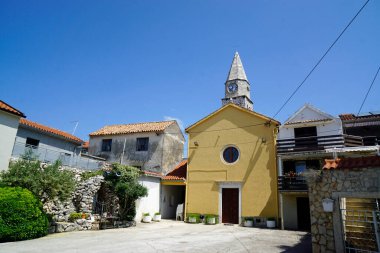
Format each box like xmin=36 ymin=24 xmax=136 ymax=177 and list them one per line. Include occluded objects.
xmin=307 ymin=167 xmax=380 ymax=253
xmin=43 ymin=167 xmax=104 ymax=222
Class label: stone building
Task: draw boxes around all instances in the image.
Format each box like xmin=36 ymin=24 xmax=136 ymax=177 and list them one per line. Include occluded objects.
xmin=308 ymin=155 xmax=380 ymax=253
xmin=0 ymin=100 xmax=25 ymax=170
xmin=88 ymin=120 xmax=185 ymax=175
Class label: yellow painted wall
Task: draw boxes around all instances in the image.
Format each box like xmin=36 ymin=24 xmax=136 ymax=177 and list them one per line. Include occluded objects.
xmin=186 ymin=104 xmax=279 ymax=220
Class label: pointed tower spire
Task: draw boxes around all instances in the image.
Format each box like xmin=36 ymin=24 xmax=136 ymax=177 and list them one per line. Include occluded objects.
xmin=222 ymin=52 xmax=253 ymax=110
xmin=226 ymin=52 xmax=248 ymax=82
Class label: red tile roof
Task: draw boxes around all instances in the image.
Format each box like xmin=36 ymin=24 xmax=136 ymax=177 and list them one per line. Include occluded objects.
xmin=142 ymin=170 xmax=163 ymax=178
xmin=323 ymin=156 xmax=380 ymax=170
xmin=19 ymin=118 xmax=83 ymax=144
xmin=339 ymin=113 xmax=380 ymax=121
xmin=89 ymin=120 xmax=176 ymax=136
xmin=82 ymin=141 xmax=89 ymax=148
xmin=0 ymin=100 xmax=25 ymax=118
xmin=163 ymin=159 xmax=187 ymax=181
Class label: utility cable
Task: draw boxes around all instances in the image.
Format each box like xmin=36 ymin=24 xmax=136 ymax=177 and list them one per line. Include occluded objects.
xmin=272 ymin=0 xmax=370 ymax=119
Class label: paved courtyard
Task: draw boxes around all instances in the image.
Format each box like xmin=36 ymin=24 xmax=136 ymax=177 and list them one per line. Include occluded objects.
xmin=0 ymin=220 xmax=311 ymax=253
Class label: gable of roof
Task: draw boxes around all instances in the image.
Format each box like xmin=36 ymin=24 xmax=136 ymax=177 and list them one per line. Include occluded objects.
xmin=19 ymin=118 xmax=83 ymax=144
xmin=284 ymin=104 xmax=336 ymax=125
xmin=185 ymin=103 xmax=280 ymax=132
xmin=0 ymin=100 xmax=26 ymax=118
xmin=163 ymin=159 xmax=187 ymax=181
xmin=89 ymin=120 xmax=176 ymax=136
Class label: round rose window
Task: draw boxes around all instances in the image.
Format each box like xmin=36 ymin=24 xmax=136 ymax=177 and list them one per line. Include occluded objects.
xmin=222 ymin=146 xmax=239 ymax=164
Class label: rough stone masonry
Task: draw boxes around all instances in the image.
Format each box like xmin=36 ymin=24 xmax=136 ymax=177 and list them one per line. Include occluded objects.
xmin=307 ymin=167 xmax=380 ymax=253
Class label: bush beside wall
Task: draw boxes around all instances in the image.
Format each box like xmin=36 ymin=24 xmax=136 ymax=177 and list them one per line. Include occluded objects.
xmin=0 ymin=187 xmax=49 ymax=242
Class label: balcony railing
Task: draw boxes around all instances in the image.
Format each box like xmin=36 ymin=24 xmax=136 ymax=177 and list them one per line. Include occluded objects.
xmin=277 ymin=134 xmax=363 ymax=154
xmin=278 ymin=176 xmax=308 ymax=191
xmin=11 ymin=142 xmax=104 ymax=170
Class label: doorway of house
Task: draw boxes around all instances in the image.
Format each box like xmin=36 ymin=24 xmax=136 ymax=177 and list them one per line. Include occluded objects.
xmin=297 ymin=197 xmax=311 ymax=231
xmin=161 ymin=185 xmax=185 ymax=220
xmin=222 ymin=188 xmax=239 ymax=224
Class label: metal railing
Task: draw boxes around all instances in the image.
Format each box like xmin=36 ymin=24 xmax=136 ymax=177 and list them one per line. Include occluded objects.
xmin=341 ymin=209 xmax=380 ymax=253
xmin=11 ymin=142 xmax=104 ymax=170
xmin=277 ymin=134 xmax=363 ymax=154
xmin=278 ymin=176 xmax=308 ymax=191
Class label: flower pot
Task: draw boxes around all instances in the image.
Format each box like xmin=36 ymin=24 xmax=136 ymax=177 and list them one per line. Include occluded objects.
xmin=206 ymin=217 xmax=216 ymax=225
xmin=188 ymin=217 xmax=197 ymax=223
xmin=142 ymin=215 xmax=152 ymax=223
xmin=266 ymin=220 xmax=276 ymax=228
xmin=153 ymin=214 xmax=161 ymax=222
xmin=243 ymin=220 xmax=253 ymax=227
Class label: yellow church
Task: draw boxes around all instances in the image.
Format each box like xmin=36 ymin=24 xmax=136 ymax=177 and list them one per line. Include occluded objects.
xmin=185 ymin=52 xmax=280 ymax=225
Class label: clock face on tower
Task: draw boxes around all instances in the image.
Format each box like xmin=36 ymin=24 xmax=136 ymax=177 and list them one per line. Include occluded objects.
xmin=227 ymin=83 xmax=238 ymax=93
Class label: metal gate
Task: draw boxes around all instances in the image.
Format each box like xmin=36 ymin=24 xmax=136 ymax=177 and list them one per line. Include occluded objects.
xmin=341 ymin=208 xmax=380 ymax=253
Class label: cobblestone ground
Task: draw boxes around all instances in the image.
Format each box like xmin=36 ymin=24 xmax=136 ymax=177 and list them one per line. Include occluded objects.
xmin=0 ymin=220 xmax=311 ymax=253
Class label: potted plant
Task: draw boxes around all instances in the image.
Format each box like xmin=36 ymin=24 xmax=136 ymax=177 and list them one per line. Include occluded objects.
xmin=266 ymin=217 xmax=276 ymax=228
xmin=205 ymin=214 xmax=218 ymax=225
xmin=187 ymin=213 xmax=200 ymax=223
xmin=243 ymin=217 xmax=254 ymax=227
xmin=153 ymin=212 xmax=161 ymax=222
xmin=142 ymin=213 xmax=152 ymax=223
xmin=81 ymin=212 xmax=87 ymax=219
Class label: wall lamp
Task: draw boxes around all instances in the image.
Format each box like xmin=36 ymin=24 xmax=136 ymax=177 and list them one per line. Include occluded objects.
xmin=194 ymin=141 xmax=199 ymax=146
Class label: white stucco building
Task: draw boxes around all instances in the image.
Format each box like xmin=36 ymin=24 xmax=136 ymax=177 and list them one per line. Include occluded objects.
xmin=0 ymin=100 xmax=25 ymax=171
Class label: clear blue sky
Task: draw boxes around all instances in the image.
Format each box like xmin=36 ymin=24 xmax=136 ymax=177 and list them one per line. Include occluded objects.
xmin=1 ymin=1 xmax=379 ymax=150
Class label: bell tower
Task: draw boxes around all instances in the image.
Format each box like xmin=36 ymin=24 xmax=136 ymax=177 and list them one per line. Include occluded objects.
xmin=221 ymin=52 xmax=253 ymax=110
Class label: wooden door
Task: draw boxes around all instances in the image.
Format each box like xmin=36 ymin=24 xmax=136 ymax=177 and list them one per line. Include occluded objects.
xmin=222 ymin=188 xmax=239 ymax=224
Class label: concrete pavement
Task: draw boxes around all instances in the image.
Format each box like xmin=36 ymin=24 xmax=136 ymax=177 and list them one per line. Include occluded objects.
xmin=0 ymin=220 xmax=311 ymax=253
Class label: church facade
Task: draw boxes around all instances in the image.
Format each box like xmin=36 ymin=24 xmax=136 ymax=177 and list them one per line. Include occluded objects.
xmin=185 ymin=53 xmax=280 ymax=225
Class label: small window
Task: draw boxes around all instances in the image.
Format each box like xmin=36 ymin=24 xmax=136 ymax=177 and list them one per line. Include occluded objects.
xmin=26 ymin=137 xmax=39 ymax=148
xmin=136 ymin=137 xmax=149 ymax=151
xmin=222 ymin=146 xmax=239 ymax=164
xmin=101 ymin=139 xmax=112 ymax=152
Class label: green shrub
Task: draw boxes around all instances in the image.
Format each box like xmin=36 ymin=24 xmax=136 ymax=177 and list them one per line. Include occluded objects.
xmin=154 ymin=212 xmax=161 ymax=215
xmin=204 ymin=214 xmax=219 ymax=224
xmin=244 ymin=216 xmax=254 ymax=221
xmin=187 ymin=213 xmax=201 ymax=223
xmin=68 ymin=212 xmax=88 ymax=222
xmin=103 ymin=164 xmax=148 ymax=221
xmin=80 ymin=170 xmax=103 ymax=181
xmin=0 ymin=187 xmax=49 ymax=242
xmin=267 ymin=217 xmax=276 ymax=221
xmin=0 ymin=160 xmax=76 ymax=202
xmin=143 ymin=213 xmax=150 ymax=217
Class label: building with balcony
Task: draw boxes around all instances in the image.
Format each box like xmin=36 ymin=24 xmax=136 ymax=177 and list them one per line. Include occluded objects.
xmin=11 ymin=119 xmax=103 ymax=170
xmin=277 ymin=104 xmax=364 ymax=231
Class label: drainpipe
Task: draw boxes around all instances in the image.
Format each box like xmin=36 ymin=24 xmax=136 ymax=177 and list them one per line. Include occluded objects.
xmin=278 ymin=156 xmax=284 ymax=230
xmin=120 ymin=138 xmax=127 ymax=165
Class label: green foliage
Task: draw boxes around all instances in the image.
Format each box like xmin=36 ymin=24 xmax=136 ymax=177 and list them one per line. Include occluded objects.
xmin=68 ymin=212 xmax=88 ymax=222
xmin=154 ymin=212 xmax=161 ymax=215
xmin=204 ymin=214 xmax=218 ymax=224
xmin=80 ymin=170 xmax=103 ymax=181
xmin=143 ymin=213 xmax=150 ymax=217
xmin=104 ymin=164 xmax=148 ymax=221
xmin=244 ymin=216 xmax=254 ymax=221
xmin=187 ymin=213 xmax=201 ymax=223
xmin=0 ymin=159 xmax=76 ymax=202
xmin=0 ymin=187 xmax=49 ymax=242
xmin=267 ymin=217 xmax=276 ymax=221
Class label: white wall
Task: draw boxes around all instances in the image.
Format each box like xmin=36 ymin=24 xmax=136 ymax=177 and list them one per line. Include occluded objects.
xmin=0 ymin=112 xmax=20 ymax=170
xmin=282 ymin=195 xmax=298 ymax=230
xmin=278 ymin=106 xmax=343 ymax=140
xmin=135 ymin=176 xmax=161 ymax=222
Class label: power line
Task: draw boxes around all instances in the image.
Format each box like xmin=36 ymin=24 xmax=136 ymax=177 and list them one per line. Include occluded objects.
xmin=355 ymin=66 xmax=380 ymax=118
xmin=272 ymin=0 xmax=370 ymax=119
